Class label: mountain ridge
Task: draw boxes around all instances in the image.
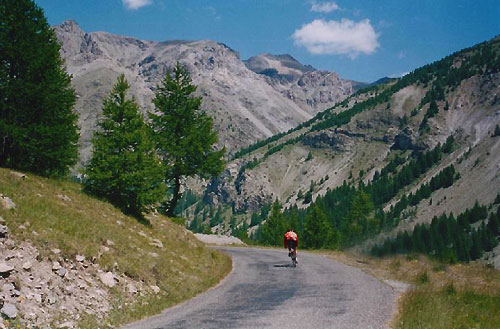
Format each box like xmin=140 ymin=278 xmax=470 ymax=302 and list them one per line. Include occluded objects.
xmin=53 ymin=20 xmax=355 ymax=168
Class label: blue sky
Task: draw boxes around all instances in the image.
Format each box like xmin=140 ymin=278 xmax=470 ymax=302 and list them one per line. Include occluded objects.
xmin=36 ymin=0 xmax=499 ymax=82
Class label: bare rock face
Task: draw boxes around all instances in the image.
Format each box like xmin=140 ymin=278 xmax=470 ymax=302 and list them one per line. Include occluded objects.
xmin=53 ymin=21 xmax=355 ymax=168
xmin=245 ymin=54 xmax=355 ymax=111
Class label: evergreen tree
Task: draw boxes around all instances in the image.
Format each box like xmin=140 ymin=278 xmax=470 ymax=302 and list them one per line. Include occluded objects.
xmin=150 ymin=63 xmax=225 ymax=217
xmin=302 ymin=204 xmax=331 ymax=249
xmin=83 ymin=75 xmax=165 ymax=218
xmin=261 ymin=200 xmax=287 ymax=246
xmin=0 ymin=0 xmax=79 ymax=176
xmin=344 ymin=190 xmax=376 ymax=242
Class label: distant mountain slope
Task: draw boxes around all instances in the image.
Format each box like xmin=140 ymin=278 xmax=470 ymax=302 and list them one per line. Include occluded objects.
xmin=188 ymin=36 xmax=500 ymax=245
xmin=54 ymin=21 xmax=355 ymax=167
xmin=245 ymin=53 xmax=355 ymax=112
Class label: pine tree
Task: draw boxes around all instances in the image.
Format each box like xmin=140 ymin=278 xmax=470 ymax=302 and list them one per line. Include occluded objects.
xmin=0 ymin=0 xmax=79 ymax=176
xmin=150 ymin=63 xmax=225 ymax=217
xmin=344 ymin=190 xmax=376 ymax=242
xmin=261 ymin=200 xmax=287 ymax=246
xmin=83 ymin=75 xmax=165 ymax=218
xmin=302 ymin=204 xmax=331 ymax=249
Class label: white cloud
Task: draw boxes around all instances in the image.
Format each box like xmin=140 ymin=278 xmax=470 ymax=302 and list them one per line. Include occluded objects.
xmin=123 ymin=0 xmax=152 ymax=10
xmin=310 ymin=1 xmax=340 ymax=13
xmin=292 ymin=19 xmax=379 ymax=58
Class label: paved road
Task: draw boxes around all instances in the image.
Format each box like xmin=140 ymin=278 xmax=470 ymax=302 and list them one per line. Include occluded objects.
xmin=123 ymin=247 xmax=399 ymax=329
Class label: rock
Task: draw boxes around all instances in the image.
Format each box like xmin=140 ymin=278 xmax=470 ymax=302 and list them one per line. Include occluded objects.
xmin=127 ymin=283 xmax=137 ymax=294
xmin=2 ymin=283 xmax=14 ymax=293
xmin=34 ymin=293 xmax=42 ymax=303
xmin=1 ymin=303 xmax=18 ymax=319
xmin=48 ymin=296 xmax=57 ymax=305
xmin=138 ymin=231 xmax=147 ymax=238
xmin=52 ymin=248 xmax=61 ymax=255
xmin=0 ymin=263 xmax=14 ymax=277
xmin=22 ymin=261 xmax=32 ymax=271
xmin=0 ymin=195 xmax=16 ymax=210
xmin=10 ymin=171 xmax=27 ymax=179
xmin=99 ymin=272 xmax=116 ymax=288
xmin=58 ymin=321 xmax=75 ymax=328
xmin=0 ymin=225 xmax=8 ymax=238
xmin=150 ymin=285 xmax=160 ymax=294
xmin=105 ymin=239 xmax=115 ymax=246
xmin=52 ymin=261 xmax=62 ymax=271
xmin=100 ymin=246 xmax=110 ymax=253
xmin=58 ymin=267 xmax=67 ymax=278
xmin=150 ymin=239 xmax=164 ymax=249
xmin=75 ymin=255 xmax=85 ymax=262
xmin=57 ymin=194 xmax=72 ymax=202
xmin=148 ymin=252 xmax=159 ymax=258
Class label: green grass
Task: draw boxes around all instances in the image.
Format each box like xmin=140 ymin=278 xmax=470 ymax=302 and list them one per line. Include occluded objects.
xmin=325 ymin=252 xmax=500 ymax=329
xmin=0 ymin=168 xmax=231 ymax=328
xmin=399 ymin=288 xmax=500 ymax=329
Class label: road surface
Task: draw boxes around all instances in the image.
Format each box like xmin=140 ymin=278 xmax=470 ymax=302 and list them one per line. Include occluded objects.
xmin=123 ymin=247 xmax=399 ymax=329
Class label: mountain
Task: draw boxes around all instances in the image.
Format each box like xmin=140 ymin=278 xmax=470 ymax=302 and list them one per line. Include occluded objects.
xmin=186 ymin=36 xmax=500 ymax=255
xmin=53 ymin=21 xmax=355 ymax=167
xmin=245 ymin=53 xmax=356 ymax=112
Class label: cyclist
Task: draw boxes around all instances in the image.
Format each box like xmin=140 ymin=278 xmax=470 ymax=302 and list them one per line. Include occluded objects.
xmin=284 ymin=228 xmax=299 ymax=264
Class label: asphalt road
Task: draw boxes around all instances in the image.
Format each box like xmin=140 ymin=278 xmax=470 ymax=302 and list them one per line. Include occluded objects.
xmin=122 ymin=247 xmax=399 ymax=329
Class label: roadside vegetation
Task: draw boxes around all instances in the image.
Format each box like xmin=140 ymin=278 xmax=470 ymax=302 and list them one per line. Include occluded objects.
xmin=0 ymin=168 xmax=231 ymax=328
xmin=326 ymin=251 xmax=500 ymax=329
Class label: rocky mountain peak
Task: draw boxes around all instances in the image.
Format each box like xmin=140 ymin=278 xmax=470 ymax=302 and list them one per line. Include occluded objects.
xmin=58 ymin=20 xmax=82 ymax=34
xmin=245 ymin=53 xmax=314 ymax=81
xmin=53 ymin=22 xmax=355 ymax=168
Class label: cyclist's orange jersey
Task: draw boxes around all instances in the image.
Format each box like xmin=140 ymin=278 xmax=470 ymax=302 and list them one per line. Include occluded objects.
xmin=284 ymin=231 xmax=299 ymax=248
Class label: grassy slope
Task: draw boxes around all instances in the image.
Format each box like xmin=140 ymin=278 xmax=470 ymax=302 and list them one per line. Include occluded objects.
xmin=326 ymin=251 xmax=500 ymax=329
xmin=0 ymin=168 xmax=231 ymax=327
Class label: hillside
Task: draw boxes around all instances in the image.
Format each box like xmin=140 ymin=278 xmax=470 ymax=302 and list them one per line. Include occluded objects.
xmin=182 ymin=36 xmax=500 ymax=259
xmin=0 ymin=168 xmax=231 ymax=328
xmin=53 ymin=21 xmax=356 ymax=168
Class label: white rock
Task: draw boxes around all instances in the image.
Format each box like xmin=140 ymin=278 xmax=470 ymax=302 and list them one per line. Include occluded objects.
xmin=150 ymin=285 xmax=160 ymax=294
xmin=105 ymin=239 xmax=115 ymax=246
xmin=1 ymin=303 xmax=18 ymax=319
xmin=22 ymin=261 xmax=32 ymax=271
xmin=58 ymin=267 xmax=67 ymax=278
xmin=75 ymin=255 xmax=85 ymax=262
xmin=57 ymin=194 xmax=72 ymax=202
xmin=52 ymin=248 xmax=61 ymax=255
xmin=138 ymin=231 xmax=147 ymax=237
xmin=148 ymin=252 xmax=159 ymax=258
xmin=150 ymin=239 xmax=164 ymax=249
xmin=10 ymin=171 xmax=27 ymax=179
xmin=99 ymin=272 xmax=116 ymax=288
xmin=0 ymin=263 xmax=14 ymax=276
xmin=2 ymin=283 xmax=14 ymax=293
xmin=58 ymin=321 xmax=74 ymax=328
xmin=0 ymin=225 xmax=8 ymax=237
xmin=34 ymin=293 xmax=42 ymax=303
xmin=127 ymin=283 xmax=137 ymax=294
xmin=0 ymin=195 xmax=16 ymax=210
xmin=52 ymin=261 xmax=62 ymax=271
